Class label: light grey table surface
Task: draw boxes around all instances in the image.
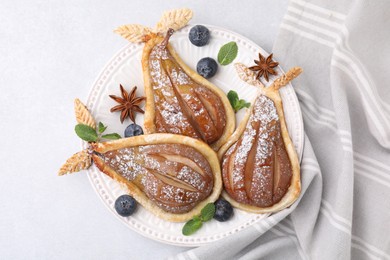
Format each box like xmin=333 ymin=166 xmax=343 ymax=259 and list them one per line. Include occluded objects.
xmin=0 ymin=0 xmax=288 ymax=259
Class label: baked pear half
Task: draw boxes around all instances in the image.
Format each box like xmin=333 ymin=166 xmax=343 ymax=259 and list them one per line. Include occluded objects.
xmin=60 ymin=97 xmax=222 ymax=223
xmin=218 ymin=64 xmax=302 ymax=213
xmin=114 ymin=9 xmax=234 ymax=151
xmin=92 ymin=133 xmax=222 ymax=222
xmin=142 ymin=29 xmax=234 ymax=151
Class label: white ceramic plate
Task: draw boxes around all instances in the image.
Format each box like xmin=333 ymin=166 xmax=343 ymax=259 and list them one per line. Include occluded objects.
xmin=84 ymin=25 xmax=304 ymax=247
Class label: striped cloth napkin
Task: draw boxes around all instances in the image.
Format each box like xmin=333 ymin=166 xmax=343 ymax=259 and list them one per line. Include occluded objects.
xmin=172 ymin=0 xmax=390 ymax=259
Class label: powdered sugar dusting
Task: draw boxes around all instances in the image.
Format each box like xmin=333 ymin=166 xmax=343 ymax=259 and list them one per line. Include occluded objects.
xmin=100 ymin=143 xmax=213 ymax=213
xmin=148 ymin=44 xmax=226 ymax=144
xmin=105 ymin=148 xmax=147 ymax=181
xmin=233 ymin=95 xmax=278 ymax=186
xmin=149 ymin=46 xmax=198 ymax=137
xmin=223 ymin=94 xmax=280 ymax=203
xmin=170 ymin=68 xmax=190 ymax=85
xmin=253 ymin=95 xmax=279 ymax=164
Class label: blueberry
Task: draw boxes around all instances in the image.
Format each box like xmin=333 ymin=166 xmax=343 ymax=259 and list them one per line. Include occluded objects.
xmin=197 ymin=57 xmax=218 ymax=79
xmin=114 ymin=195 xmax=137 ymax=217
xmin=214 ymin=198 xmax=233 ymax=222
xmin=124 ymin=123 xmax=143 ymax=137
xmin=189 ymin=25 xmax=210 ymax=47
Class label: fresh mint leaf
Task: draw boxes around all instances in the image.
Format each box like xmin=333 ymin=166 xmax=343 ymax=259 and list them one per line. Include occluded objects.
xmin=238 ymin=99 xmax=251 ymax=109
xmin=227 ymin=90 xmax=239 ymax=108
xmin=218 ymin=41 xmax=238 ymax=65
xmin=75 ymin=124 xmax=98 ymax=142
xmin=98 ymin=122 xmax=107 ymax=134
xmin=182 ymin=218 xmax=203 ymax=236
xmin=101 ymin=133 xmax=121 ymax=140
xmin=200 ymin=203 xmax=215 ymax=222
xmin=181 ymin=203 xmax=218 ymax=236
xmin=227 ymin=90 xmax=250 ymax=112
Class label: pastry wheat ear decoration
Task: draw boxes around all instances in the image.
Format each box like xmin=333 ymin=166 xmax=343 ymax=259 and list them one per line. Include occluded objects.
xmin=58 ymin=99 xmax=95 ymax=176
xmin=234 ymin=63 xmax=265 ymax=89
xmin=114 ymin=8 xmax=193 ymax=43
xmin=74 ymin=98 xmax=96 ymax=128
xmin=58 ymin=150 xmax=92 ymax=176
xmin=235 ymin=63 xmax=303 ymax=91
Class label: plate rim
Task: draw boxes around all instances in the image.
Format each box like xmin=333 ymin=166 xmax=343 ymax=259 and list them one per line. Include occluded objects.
xmin=83 ymin=24 xmax=304 ymax=247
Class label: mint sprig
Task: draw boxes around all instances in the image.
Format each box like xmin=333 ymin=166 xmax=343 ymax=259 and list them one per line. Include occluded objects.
xmin=101 ymin=133 xmax=121 ymax=140
xmin=75 ymin=124 xmax=98 ymax=142
xmin=227 ymin=90 xmax=251 ymax=112
xmin=75 ymin=122 xmax=121 ymax=142
xmin=98 ymin=122 xmax=107 ymax=134
xmin=182 ymin=203 xmax=215 ymax=236
xmin=218 ymin=42 xmax=238 ymax=65
xmin=200 ymin=203 xmax=216 ymax=222
xmin=182 ymin=218 xmax=203 ymax=236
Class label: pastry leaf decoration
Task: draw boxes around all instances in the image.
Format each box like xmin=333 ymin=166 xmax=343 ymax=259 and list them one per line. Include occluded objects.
xmin=114 ymin=8 xmax=193 ymax=43
xmin=155 ymin=8 xmax=193 ymax=33
xmin=234 ymin=63 xmax=265 ymax=88
xmin=271 ymin=67 xmax=303 ymax=90
xmin=113 ymin=24 xmax=153 ymax=43
xmin=60 ymin=99 xmax=122 ymax=176
xmin=74 ymin=98 xmax=96 ymax=129
xmin=235 ymin=63 xmax=302 ymax=90
xmin=58 ymin=150 xmax=92 ymax=176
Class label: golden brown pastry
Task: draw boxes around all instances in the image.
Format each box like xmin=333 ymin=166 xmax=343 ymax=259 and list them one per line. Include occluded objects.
xmin=60 ymin=97 xmax=222 ymax=222
xmin=218 ymin=63 xmax=302 ymax=213
xmin=114 ymin=9 xmax=235 ymax=151
xmin=142 ymin=29 xmax=234 ymax=150
xmin=92 ymin=134 xmax=222 ymax=222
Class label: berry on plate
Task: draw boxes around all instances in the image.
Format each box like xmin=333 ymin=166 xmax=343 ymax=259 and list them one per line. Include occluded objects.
xmin=124 ymin=123 xmax=144 ymax=137
xmin=114 ymin=195 xmax=137 ymax=217
xmin=189 ymin=25 xmax=210 ymax=47
xmin=197 ymin=57 xmax=218 ymax=79
xmin=214 ymin=198 xmax=233 ymax=222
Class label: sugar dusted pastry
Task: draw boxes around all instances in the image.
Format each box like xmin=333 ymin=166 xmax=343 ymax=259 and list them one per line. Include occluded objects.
xmin=59 ymin=98 xmax=222 ymax=222
xmin=92 ymin=134 xmax=222 ymax=222
xmin=114 ymin=9 xmax=235 ymax=151
xmin=218 ymin=63 xmax=302 ymax=213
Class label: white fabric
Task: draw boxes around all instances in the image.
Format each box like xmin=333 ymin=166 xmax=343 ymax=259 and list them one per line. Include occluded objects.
xmin=175 ymin=0 xmax=390 ymax=259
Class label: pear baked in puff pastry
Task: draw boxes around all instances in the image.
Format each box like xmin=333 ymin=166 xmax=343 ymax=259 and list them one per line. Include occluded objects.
xmin=218 ymin=64 xmax=302 ymax=213
xmin=115 ymin=9 xmax=235 ymax=151
xmin=59 ymin=99 xmax=222 ymax=223
xmin=92 ymin=133 xmax=222 ymax=222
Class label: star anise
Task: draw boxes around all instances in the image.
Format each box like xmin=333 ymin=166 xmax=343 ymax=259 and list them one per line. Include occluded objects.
xmin=249 ymin=53 xmax=279 ymax=82
xmin=109 ymin=85 xmax=146 ymax=123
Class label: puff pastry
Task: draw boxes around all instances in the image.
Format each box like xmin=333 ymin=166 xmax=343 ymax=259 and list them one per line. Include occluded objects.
xmin=92 ymin=133 xmax=222 ymax=222
xmin=218 ymin=64 xmax=302 ymax=213
xmin=142 ymin=29 xmax=235 ymax=151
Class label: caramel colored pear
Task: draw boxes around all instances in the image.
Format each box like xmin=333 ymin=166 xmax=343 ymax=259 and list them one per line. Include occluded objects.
xmin=142 ymin=29 xmax=235 ymax=150
xmin=92 ymin=133 xmax=222 ymax=222
xmin=218 ymin=64 xmax=302 ymax=214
